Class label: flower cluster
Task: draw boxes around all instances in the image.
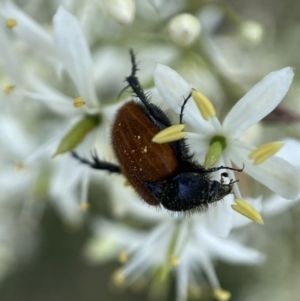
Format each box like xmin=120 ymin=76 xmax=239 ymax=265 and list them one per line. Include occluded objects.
xmin=0 ymin=1 xmax=300 ymax=300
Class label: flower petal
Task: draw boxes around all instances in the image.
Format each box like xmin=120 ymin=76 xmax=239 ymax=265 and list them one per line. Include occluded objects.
xmin=154 ymin=64 xmax=214 ymax=134
xmin=276 ymin=138 xmax=300 ymax=168
xmin=175 ymin=250 xmax=189 ymax=301
xmin=13 ymin=78 xmax=75 ymax=115
xmin=201 ymin=230 xmax=265 ymax=264
xmin=0 ymin=0 xmax=57 ymax=64
xmin=0 ymin=25 xmax=23 ymax=84
xmin=231 ymin=140 xmax=300 ymax=200
xmin=53 ymin=7 xmax=98 ymax=105
xmin=263 ymin=194 xmax=295 ymax=216
xmin=203 ymin=194 xmax=233 ymax=238
xmin=90 ymin=218 xmax=145 ymax=247
xmin=0 ymin=115 xmax=33 ymax=156
xmin=223 ymin=67 xmax=294 ymax=138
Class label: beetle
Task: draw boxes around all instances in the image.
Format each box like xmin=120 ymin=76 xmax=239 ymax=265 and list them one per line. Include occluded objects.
xmin=72 ymin=50 xmax=243 ymax=213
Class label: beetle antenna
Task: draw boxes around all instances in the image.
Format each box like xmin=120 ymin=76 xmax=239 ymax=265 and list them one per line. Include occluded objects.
xmin=229 ymin=178 xmax=239 ymax=185
xmin=179 ymin=92 xmax=192 ymax=124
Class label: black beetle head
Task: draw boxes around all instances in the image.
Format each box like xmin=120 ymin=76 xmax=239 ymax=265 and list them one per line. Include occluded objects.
xmin=146 ymin=172 xmax=235 ymax=212
xmin=208 ymin=180 xmax=234 ymax=203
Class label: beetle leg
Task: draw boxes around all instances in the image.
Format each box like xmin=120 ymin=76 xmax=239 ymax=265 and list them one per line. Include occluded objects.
xmin=201 ymin=163 xmax=245 ymax=173
xmin=124 ymin=50 xmax=152 ymax=109
xmin=72 ymin=151 xmax=121 ymax=174
xmin=117 ymin=49 xmax=140 ymax=99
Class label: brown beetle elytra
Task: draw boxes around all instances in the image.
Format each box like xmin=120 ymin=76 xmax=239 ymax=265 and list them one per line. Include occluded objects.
xmin=111 ymin=101 xmax=178 ymax=205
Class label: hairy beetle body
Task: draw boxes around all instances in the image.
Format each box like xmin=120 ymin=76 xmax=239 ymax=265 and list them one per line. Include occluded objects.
xmin=72 ymin=50 xmax=243 ymax=213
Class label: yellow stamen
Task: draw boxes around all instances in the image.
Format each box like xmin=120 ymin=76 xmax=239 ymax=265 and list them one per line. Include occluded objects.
xmin=6 ymin=18 xmax=17 ymax=29
xmin=213 ymin=288 xmax=232 ymax=301
xmin=4 ymin=85 xmax=15 ymax=95
xmin=80 ymin=202 xmax=89 ymax=211
xmin=169 ymin=254 xmax=180 ymax=266
xmin=73 ymin=97 xmax=86 ymax=108
xmin=192 ymin=89 xmax=216 ymax=120
xmin=112 ymin=270 xmax=125 ymax=287
xmin=118 ymin=251 xmax=129 ymax=264
xmin=152 ymin=124 xmax=186 ymax=144
xmin=14 ymin=162 xmax=25 ymax=170
xmin=232 ymin=199 xmax=264 ymax=225
xmin=249 ymin=142 xmax=283 ymax=165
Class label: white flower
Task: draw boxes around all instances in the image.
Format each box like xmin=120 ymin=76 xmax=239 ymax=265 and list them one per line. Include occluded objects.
xmin=0 ymin=5 xmax=122 ymax=224
xmin=153 ymin=64 xmax=300 ymax=206
xmin=83 ymin=137 xmax=300 ymax=300
xmin=0 ymin=0 xmax=57 ymax=65
xmin=82 ymin=164 xmax=266 ymax=299
xmin=84 ymin=213 xmax=264 ymax=301
xmin=0 ymin=114 xmax=45 ymax=282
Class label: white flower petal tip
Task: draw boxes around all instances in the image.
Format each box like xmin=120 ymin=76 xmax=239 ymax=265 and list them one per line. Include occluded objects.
xmin=192 ymin=89 xmax=216 ymax=120
xmin=118 ymin=251 xmax=129 ymax=264
xmin=4 ymin=84 xmax=15 ymax=95
xmin=152 ymin=124 xmax=186 ymax=143
xmin=168 ymin=13 xmax=201 ymax=46
xmin=154 ymin=64 xmax=191 ymax=116
xmin=213 ymin=288 xmax=232 ymax=301
xmin=223 ymin=67 xmax=294 ymax=138
xmin=249 ymin=142 xmax=283 ymax=165
xmin=154 ymin=64 xmax=191 ymax=94
xmin=73 ymin=97 xmax=86 ymax=108
xmin=103 ymin=0 xmax=135 ymax=24
xmin=53 ymin=6 xmax=98 ymax=105
xmin=240 ymin=21 xmax=264 ymax=45
xmin=6 ymin=18 xmax=18 ymax=29
xmin=79 ymin=202 xmax=89 ymax=211
xmin=232 ymin=199 xmax=264 ymax=225
xmin=260 ymin=66 xmax=294 ymax=90
xmin=113 ymin=270 xmax=125 ymax=287
xmin=54 ymin=6 xmax=69 ymax=19
xmin=244 ymin=154 xmax=300 ymax=201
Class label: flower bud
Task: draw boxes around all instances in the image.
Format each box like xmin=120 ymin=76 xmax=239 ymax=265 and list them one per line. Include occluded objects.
xmin=240 ymin=21 xmax=264 ymax=45
xmin=168 ymin=13 xmax=201 ymax=46
xmin=103 ymin=0 xmax=135 ymax=25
